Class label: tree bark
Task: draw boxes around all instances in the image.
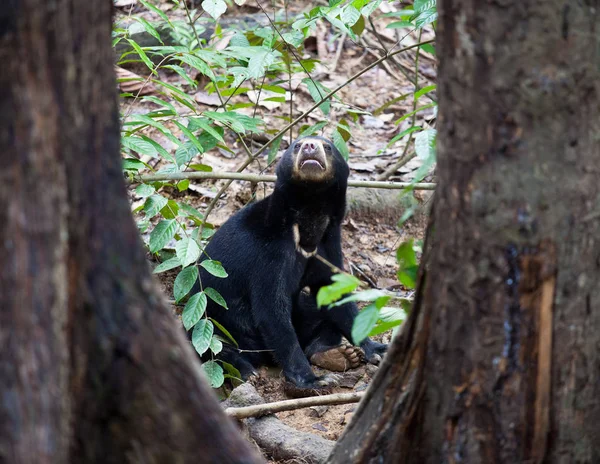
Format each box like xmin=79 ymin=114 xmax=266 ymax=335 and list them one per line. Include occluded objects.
xmin=328 ymin=1 xmax=600 ymax=463
xmin=0 ymin=1 xmax=262 ymax=463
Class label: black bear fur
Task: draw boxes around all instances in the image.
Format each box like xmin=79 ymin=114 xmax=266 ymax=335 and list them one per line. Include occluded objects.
xmin=193 ymin=136 xmax=387 ymax=390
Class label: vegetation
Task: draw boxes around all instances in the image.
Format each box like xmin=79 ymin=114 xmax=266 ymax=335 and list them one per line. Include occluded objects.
xmin=117 ymin=0 xmax=437 ymax=387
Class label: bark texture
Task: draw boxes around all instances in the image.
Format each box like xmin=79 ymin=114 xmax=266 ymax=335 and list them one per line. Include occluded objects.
xmin=0 ymin=1 xmax=262 ymax=463
xmin=328 ymin=1 xmax=600 ymax=463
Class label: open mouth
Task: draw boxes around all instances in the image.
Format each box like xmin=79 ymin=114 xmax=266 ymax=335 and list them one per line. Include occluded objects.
xmin=299 ymin=155 xmax=325 ymax=170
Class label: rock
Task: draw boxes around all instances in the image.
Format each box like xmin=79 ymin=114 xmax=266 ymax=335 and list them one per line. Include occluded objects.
xmin=224 ymin=383 xmax=335 ymax=464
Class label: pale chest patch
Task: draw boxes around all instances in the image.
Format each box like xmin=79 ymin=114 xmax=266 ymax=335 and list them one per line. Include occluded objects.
xmin=293 ymin=217 xmax=329 ymax=258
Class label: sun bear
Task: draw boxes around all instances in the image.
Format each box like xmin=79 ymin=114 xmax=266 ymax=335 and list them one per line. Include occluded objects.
xmin=193 ymin=136 xmax=387 ymax=394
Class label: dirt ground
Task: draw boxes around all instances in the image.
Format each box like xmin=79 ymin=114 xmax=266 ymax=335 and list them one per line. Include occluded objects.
xmin=118 ymin=0 xmax=435 ymax=459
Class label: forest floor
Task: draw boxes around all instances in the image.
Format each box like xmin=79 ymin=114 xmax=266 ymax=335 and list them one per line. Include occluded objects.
xmin=117 ymin=0 xmax=435 ymax=460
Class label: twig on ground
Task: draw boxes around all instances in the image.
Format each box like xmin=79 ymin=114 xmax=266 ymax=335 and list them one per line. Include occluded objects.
xmin=348 ymin=261 xmax=378 ymax=288
xmin=225 ymin=391 xmax=364 ymax=419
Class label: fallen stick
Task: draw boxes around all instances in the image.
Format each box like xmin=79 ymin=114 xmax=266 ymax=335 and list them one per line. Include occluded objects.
xmin=225 ymin=391 xmax=364 ymax=419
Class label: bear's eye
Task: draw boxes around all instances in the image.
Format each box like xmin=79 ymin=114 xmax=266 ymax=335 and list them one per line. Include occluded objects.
xmin=324 ymin=144 xmax=332 ymax=152
xmin=294 ymin=142 xmax=301 ymax=152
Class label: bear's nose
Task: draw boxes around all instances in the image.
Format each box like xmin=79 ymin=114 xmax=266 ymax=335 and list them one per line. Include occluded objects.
xmin=302 ymin=142 xmax=317 ymax=154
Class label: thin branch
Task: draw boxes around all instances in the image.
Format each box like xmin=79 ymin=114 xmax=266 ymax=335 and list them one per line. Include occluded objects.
xmin=225 ymin=391 xmax=364 ymax=419
xmin=135 ymin=171 xmax=436 ymax=190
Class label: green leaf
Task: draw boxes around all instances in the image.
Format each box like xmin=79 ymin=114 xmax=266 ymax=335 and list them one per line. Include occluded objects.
xmin=414 ymin=8 xmax=438 ymax=28
xmin=303 ymin=78 xmax=330 ymax=115
xmin=202 ymin=360 xmax=224 ymax=388
xmin=211 ymin=318 xmax=238 ymax=347
xmin=188 ymin=117 xmax=225 ymax=143
xmin=414 ymin=129 xmax=437 ymax=161
xmin=202 ymin=0 xmax=227 ymax=20
xmin=361 ymin=0 xmax=382 ymax=17
xmin=351 ymin=303 xmax=379 ymax=345
xmin=149 ymin=219 xmax=177 ymax=253
xmin=204 ymin=111 xmax=263 ymax=134
xmin=174 ymin=266 xmax=199 ymax=302
xmin=398 ymin=266 xmax=419 ymax=289
xmin=190 ymin=163 xmax=213 ymax=172
xmin=126 ymin=39 xmax=155 ymax=73
xmin=420 ymin=43 xmax=436 ymax=54
xmin=247 ymin=48 xmax=278 ymax=79
xmin=222 ymin=361 xmax=242 ymax=380
xmin=317 ymin=273 xmax=361 ymax=307
xmin=200 ymin=260 xmax=228 ymax=278
xmin=396 ymin=240 xmax=417 ymax=267
xmin=387 ymin=126 xmax=423 ymax=147
xmin=414 ymin=84 xmax=437 ymax=101
xmin=369 ymin=318 xmax=403 ymax=337
xmin=148 ymin=194 xmax=170 ymax=216
xmin=396 ymin=240 xmax=419 ymax=289
xmin=282 ymin=30 xmax=305 ymax=47
xmin=153 ymin=256 xmax=182 ymax=274
xmin=387 ymin=20 xmax=414 ymax=29
xmin=141 ymin=95 xmax=176 ymax=112
xmin=209 ymin=337 xmax=223 ymax=355
xmin=160 ymin=199 xmax=179 ymax=219
xmin=182 ymin=292 xmax=208 ymax=330
xmin=122 ymin=136 xmax=159 ymax=158
xmin=299 ymin=121 xmax=328 ymax=137
xmin=341 ymin=5 xmax=361 ymax=26
xmin=178 ymin=202 xmax=204 ymax=219
xmin=378 ymin=305 xmax=408 ymax=323
xmin=135 ymin=183 xmax=155 ymax=198
xmin=132 ymin=17 xmax=163 ymax=44
xmin=163 ymin=64 xmax=196 ymax=88
xmin=177 ymin=53 xmax=216 ymax=80
xmin=205 ymin=287 xmax=228 ymax=309
xmin=413 ymin=0 xmax=435 ymax=13
xmin=123 ymin=158 xmax=146 ymax=172
xmin=268 ymin=135 xmax=283 ymax=165
xmin=173 ymin=121 xmax=204 ymax=154
xmin=139 ymin=0 xmax=172 ymax=25
xmin=332 ymin=129 xmax=349 ymax=160
xmin=229 ymin=32 xmax=250 ymax=47
xmin=330 ymin=289 xmax=389 ymax=307
xmin=177 ymin=179 xmax=190 ymax=192
xmin=175 ymin=237 xmax=201 ymax=268
xmin=395 ymin=103 xmax=437 ymax=125
xmin=192 ymin=318 xmax=214 ymax=355
xmin=126 ymin=114 xmax=179 ymax=145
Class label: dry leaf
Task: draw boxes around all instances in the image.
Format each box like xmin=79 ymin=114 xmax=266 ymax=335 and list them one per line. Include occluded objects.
xmin=115 ymin=66 xmax=156 ymax=95
xmin=114 ymin=0 xmax=137 ymax=7
xmin=194 ymin=92 xmax=221 ymax=107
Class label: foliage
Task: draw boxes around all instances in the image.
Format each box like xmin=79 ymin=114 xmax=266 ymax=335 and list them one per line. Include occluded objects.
xmin=115 ymin=0 xmax=437 ymax=387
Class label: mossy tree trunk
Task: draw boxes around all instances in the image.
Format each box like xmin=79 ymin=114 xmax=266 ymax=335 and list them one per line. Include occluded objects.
xmin=328 ymin=1 xmax=600 ymax=462
xmin=0 ymin=1 xmax=262 ymax=463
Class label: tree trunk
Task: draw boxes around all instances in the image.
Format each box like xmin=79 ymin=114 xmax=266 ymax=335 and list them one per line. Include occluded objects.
xmin=0 ymin=1 xmax=262 ymax=463
xmin=328 ymin=1 xmax=600 ymax=463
